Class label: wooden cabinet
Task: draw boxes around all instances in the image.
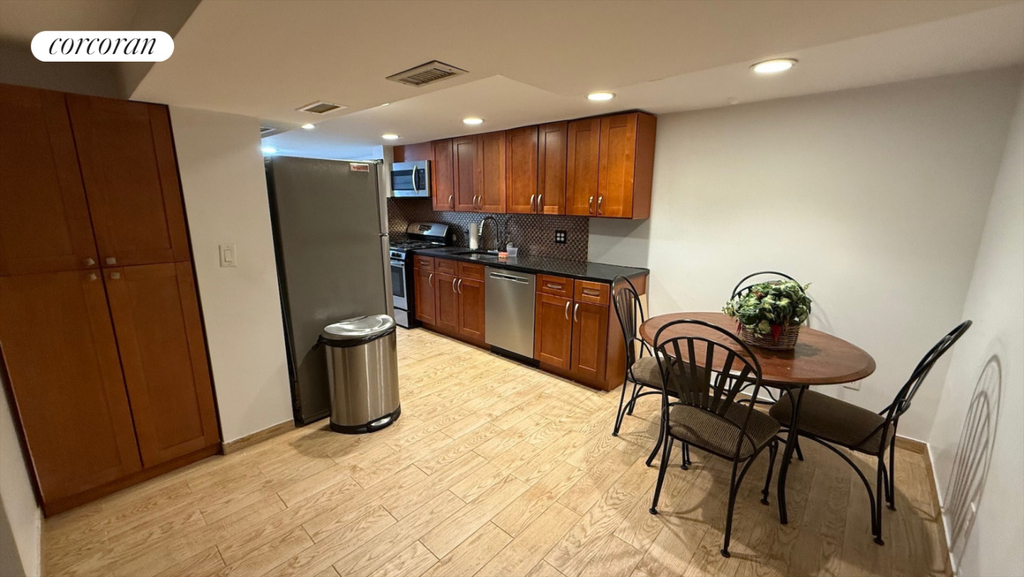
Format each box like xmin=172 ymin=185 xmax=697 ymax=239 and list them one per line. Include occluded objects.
xmin=413 ymin=257 xmax=436 ymax=325
xmin=571 ymin=301 xmax=610 ymax=383
xmin=453 ymin=136 xmax=477 ymax=211
xmin=566 ymin=117 xmax=601 ymax=216
xmin=423 ymin=259 xmax=486 ymax=342
xmin=537 ymin=122 xmax=568 ymax=215
xmin=0 ymin=271 xmax=142 ymax=506
xmin=435 ymin=272 xmax=460 ymax=331
xmin=104 ymin=263 xmax=219 ymax=467
xmin=0 ymin=85 xmax=98 ymax=276
xmin=66 ymin=95 xmax=190 ymax=267
xmin=506 ymin=126 xmax=538 ymax=214
xmin=431 ymin=139 xmax=455 ymax=211
xmin=534 ymin=292 xmax=572 ymax=370
xmin=596 ymin=112 xmax=656 ymax=218
xmin=476 ymin=131 xmax=506 ymax=213
xmin=0 ymin=85 xmax=219 ymax=515
xmin=457 ymin=262 xmax=486 ymax=341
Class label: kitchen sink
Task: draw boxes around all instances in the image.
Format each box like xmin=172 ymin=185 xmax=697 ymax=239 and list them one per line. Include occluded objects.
xmin=452 ymin=250 xmax=500 ymax=261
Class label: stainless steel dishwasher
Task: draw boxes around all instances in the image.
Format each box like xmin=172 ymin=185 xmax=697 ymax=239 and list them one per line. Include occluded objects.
xmin=485 ymin=267 xmax=536 ymax=358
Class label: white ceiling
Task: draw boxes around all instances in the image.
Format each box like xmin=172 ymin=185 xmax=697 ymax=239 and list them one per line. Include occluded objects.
xmin=5 ymin=0 xmax=1022 ymax=159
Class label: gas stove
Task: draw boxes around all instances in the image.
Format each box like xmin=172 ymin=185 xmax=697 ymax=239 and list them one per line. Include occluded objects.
xmin=389 ymin=222 xmax=451 ymax=328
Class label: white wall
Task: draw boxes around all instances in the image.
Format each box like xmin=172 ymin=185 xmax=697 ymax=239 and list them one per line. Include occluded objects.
xmin=0 ymin=370 xmax=40 ymax=577
xmin=927 ymin=82 xmax=1024 ymax=577
xmin=642 ymin=67 xmax=1022 ymax=441
xmin=169 ymin=106 xmax=294 ymax=443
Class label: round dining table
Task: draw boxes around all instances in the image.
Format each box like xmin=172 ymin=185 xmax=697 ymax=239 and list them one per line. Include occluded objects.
xmin=638 ymin=311 xmax=876 ymax=525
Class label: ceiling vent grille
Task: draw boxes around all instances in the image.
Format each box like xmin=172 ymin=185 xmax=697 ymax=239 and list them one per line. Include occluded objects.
xmin=296 ymin=101 xmax=346 ymax=114
xmin=387 ymin=61 xmax=467 ymax=87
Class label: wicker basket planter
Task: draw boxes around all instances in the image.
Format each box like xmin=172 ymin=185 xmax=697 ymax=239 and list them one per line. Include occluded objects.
xmin=737 ymin=323 xmax=801 ymax=351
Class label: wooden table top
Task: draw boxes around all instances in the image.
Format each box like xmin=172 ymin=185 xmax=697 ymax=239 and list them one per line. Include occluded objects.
xmin=639 ymin=312 xmax=876 ymax=387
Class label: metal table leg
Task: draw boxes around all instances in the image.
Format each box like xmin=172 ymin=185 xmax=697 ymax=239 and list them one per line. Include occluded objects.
xmin=777 ymin=385 xmax=807 ymax=525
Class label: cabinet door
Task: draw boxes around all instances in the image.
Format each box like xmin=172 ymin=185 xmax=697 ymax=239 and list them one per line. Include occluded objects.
xmin=435 ymin=272 xmax=460 ymax=330
xmin=534 ymin=292 xmax=572 ymax=370
xmin=571 ymin=302 xmax=609 ymax=383
xmin=104 ymin=263 xmax=219 ymax=467
xmin=597 ymin=113 xmax=638 ymax=218
xmin=0 ymin=85 xmax=98 ymax=275
xmin=414 ymin=267 xmax=436 ymax=324
xmin=453 ymin=136 xmax=477 ymax=211
xmin=476 ymin=131 xmax=506 ymax=213
xmin=566 ymin=118 xmax=601 ymax=216
xmin=458 ymin=277 xmax=486 ymax=341
xmin=0 ymin=270 xmax=141 ymax=505
xmin=66 ymin=95 xmax=190 ymax=267
xmin=505 ymin=126 xmax=538 ymax=214
xmin=431 ymin=139 xmax=455 ymax=211
xmin=537 ymin=121 xmax=567 ymax=215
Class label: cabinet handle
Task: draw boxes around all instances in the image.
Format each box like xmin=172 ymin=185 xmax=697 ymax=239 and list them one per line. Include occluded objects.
xmin=573 ymin=303 xmax=579 ymax=322
xmin=87 ymin=272 xmax=98 ymax=281
xmin=449 ymin=194 xmax=454 ymax=209
xmin=564 ymin=300 xmax=571 ymax=320
xmin=597 ymin=196 xmax=603 ymax=215
xmin=84 ymin=257 xmax=96 ymax=266
xmin=588 ymin=196 xmax=594 ymax=214
xmin=457 ymin=278 xmax=463 ymax=294
xmin=583 ymin=288 xmax=600 ymax=296
xmin=109 ymin=272 xmax=121 ymax=280
xmin=547 ymin=283 xmax=563 ymax=290
xmin=537 ymin=194 xmax=543 ymax=212
xmin=105 ymin=257 xmax=117 ymax=265
xmin=428 ymin=273 xmax=434 ymax=284
xmin=452 ymin=277 xmax=458 ymax=293
xmin=529 ymin=194 xmax=535 ymax=212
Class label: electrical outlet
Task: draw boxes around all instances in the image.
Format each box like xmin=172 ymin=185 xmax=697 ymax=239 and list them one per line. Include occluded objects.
xmin=843 ymin=380 xmax=861 ymax=391
xmin=554 ymin=230 xmax=567 ymax=244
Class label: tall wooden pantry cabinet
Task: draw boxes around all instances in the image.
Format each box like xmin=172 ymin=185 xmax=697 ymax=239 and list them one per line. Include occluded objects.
xmin=0 ymin=83 xmax=220 ymax=516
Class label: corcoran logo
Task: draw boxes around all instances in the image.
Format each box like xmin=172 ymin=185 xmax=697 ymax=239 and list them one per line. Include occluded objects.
xmin=31 ymin=31 xmax=174 ymax=62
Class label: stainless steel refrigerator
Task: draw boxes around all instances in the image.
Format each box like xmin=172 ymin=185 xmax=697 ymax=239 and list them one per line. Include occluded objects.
xmin=266 ymin=156 xmax=392 ymax=425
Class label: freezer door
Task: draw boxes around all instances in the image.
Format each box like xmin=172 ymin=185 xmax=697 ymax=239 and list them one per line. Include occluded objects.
xmin=267 ymin=157 xmax=390 ymax=424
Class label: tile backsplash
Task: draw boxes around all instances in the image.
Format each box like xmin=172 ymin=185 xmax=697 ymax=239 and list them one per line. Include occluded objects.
xmin=387 ymin=198 xmax=589 ymax=262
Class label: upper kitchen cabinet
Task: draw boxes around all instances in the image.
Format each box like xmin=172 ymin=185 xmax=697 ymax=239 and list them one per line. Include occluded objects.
xmin=0 ymin=84 xmax=98 ymax=276
xmin=431 ymin=138 xmax=455 ymax=211
xmin=66 ymin=95 xmax=191 ymax=267
xmin=565 ymin=117 xmax=601 ymax=217
xmin=452 ymin=135 xmax=477 ymax=211
xmin=506 ymin=126 xmax=538 ymax=214
xmin=475 ymin=131 xmax=506 ymax=213
xmin=537 ymin=121 xmax=567 ymax=215
xmin=568 ymin=112 xmax=656 ymax=219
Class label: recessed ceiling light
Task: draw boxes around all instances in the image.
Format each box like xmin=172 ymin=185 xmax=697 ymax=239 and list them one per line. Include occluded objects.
xmin=751 ymin=59 xmax=797 ymax=74
xmin=382 ymin=134 xmax=400 ymax=140
xmin=463 ymin=117 xmax=484 ymax=126
xmin=261 ymin=146 xmax=277 ymax=155
xmin=587 ymin=92 xmax=615 ymax=101
xmin=301 ymin=123 xmax=315 ymax=130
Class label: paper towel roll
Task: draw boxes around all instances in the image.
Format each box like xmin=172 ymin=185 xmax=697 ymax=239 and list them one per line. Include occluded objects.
xmin=468 ymin=222 xmax=479 ymax=250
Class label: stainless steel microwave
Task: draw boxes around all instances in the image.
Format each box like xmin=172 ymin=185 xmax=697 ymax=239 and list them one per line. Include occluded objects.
xmin=390 ymin=160 xmax=431 ymax=197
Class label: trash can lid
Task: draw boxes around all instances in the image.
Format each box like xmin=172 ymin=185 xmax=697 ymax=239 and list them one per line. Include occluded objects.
xmin=321 ymin=314 xmax=396 ymax=347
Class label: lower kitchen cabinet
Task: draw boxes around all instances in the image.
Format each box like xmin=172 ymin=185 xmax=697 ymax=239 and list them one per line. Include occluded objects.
xmin=571 ymin=301 xmax=609 ymax=383
xmin=104 ymin=263 xmax=219 ymax=467
xmin=534 ymin=292 xmax=572 ymax=370
xmin=457 ymin=276 xmax=486 ymax=341
xmin=413 ymin=267 xmax=436 ymax=325
xmin=435 ymin=272 xmax=460 ymax=331
xmin=0 ymin=270 xmax=143 ymax=507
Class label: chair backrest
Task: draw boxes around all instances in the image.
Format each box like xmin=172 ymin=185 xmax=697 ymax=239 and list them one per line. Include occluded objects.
xmin=731 ymin=270 xmax=798 ymax=298
xmin=889 ymin=320 xmax=972 ymax=421
xmin=653 ymin=319 xmax=764 ymax=460
xmin=612 ymin=276 xmax=646 ymax=370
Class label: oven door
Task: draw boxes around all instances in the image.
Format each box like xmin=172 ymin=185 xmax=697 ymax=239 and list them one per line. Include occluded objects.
xmin=391 ymin=259 xmax=408 ymax=310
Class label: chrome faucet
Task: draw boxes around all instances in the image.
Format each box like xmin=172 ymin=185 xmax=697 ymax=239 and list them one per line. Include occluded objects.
xmin=479 ymin=216 xmax=499 ymax=252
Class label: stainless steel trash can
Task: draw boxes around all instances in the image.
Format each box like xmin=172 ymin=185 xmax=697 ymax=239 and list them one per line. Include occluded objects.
xmin=320 ymin=314 xmax=400 ymax=434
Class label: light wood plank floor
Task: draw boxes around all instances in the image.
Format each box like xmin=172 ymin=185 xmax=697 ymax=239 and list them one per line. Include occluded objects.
xmin=43 ymin=328 xmax=951 ymax=577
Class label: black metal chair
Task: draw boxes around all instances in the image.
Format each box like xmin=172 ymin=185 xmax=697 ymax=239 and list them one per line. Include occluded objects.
xmin=769 ymin=320 xmax=972 ymax=545
xmin=649 ymin=319 xmax=781 ymax=558
xmin=729 ymin=271 xmax=801 ymax=404
xmin=610 ymin=276 xmax=691 ymax=468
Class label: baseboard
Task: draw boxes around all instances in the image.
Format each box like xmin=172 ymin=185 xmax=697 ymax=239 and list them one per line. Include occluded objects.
xmin=221 ymin=420 xmax=294 ymax=454
xmin=894 ymin=434 xmax=929 ymax=454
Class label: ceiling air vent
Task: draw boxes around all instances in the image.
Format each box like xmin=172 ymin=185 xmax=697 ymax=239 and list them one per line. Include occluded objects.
xmin=296 ymin=101 xmax=346 ymax=114
xmin=387 ymin=61 xmax=467 ymax=87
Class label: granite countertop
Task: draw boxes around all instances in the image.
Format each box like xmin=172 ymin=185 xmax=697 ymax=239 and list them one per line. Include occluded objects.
xmin=412 ymin=247 xmax=649 ymax=283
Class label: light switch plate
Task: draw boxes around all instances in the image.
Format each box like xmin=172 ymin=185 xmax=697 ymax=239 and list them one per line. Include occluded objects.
xmin=219 ymin=244 xmax=237 ymax=267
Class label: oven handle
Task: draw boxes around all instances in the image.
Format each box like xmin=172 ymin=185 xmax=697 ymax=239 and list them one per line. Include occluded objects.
xmin=391 ymin=259 xmax=405 ymax=268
